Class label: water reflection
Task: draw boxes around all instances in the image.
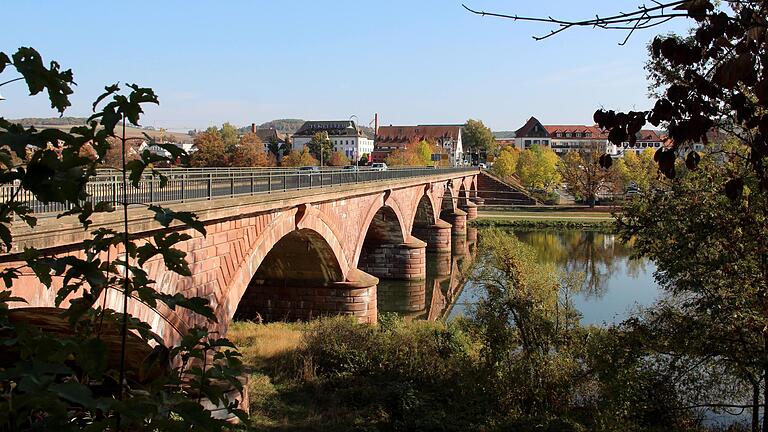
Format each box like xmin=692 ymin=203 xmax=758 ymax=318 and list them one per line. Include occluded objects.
xmin=514 ymin=230 xmax=649 ymax=298
xmin=379 ymin=228 xmax=659 ymax=325
xmin=377 ymin=228 xmax=478 ymax=321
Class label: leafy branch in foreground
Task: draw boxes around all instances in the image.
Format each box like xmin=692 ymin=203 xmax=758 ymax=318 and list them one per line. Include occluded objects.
xmin=0 ymin=47 xmax=247 ymax=430
xmin=465 ymin=1 xmax=768 ymax=196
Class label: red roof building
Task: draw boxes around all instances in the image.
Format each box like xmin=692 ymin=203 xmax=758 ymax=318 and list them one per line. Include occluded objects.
xmin=373 ymin=124 xmax=464 ymax=165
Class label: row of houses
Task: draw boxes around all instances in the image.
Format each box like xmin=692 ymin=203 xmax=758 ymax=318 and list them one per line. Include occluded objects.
xmin=252 ymin=120 xmax=466 ymax=165
xmin=496 ymin=116 xmax=703 ymax=158
xmin=498 ymin=116 xmax=668 ymax=158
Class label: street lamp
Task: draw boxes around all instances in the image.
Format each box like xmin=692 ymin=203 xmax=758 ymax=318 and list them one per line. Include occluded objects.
xmin=349 ymin=115 xmax=359 ymax=166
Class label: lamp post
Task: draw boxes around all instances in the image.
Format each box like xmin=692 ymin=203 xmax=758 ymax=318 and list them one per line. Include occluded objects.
xmin=349 ymin=115 xmax=359 ymax=166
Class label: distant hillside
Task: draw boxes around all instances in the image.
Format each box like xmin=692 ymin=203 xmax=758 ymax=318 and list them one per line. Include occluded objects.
xmin=8 ymin=117 xmax=193 ymax=143
xmin=11 ymin=117 xmax=89 ymax=127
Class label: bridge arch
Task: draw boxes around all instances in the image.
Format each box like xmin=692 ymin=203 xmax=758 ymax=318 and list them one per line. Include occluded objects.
xmin=440 ymin=185 xmax=456 ymax=220
xmin=217 ymin=209 xmax=349 ymax=325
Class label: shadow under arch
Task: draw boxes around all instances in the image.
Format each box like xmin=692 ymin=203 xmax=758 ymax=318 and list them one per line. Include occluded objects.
xmin=440 ymin=184 xmax=455 ymax=220
xmin=234 ymin=227 xmax=375 ymax=322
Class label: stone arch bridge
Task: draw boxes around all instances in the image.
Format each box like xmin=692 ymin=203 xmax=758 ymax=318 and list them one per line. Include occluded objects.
xmin=4 ymin=169 xmax=481 ymax=345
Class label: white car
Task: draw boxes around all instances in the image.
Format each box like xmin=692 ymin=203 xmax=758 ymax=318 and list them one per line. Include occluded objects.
xmin=371 ymin=163 xmax=388 ymax=171
xmin=478 ymin=163 xmax=487 ymax=169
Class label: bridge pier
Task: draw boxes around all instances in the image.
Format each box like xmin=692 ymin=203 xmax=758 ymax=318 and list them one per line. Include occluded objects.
xmin=412 ymin=219 xmax=452 ymax=253
xmin=234 ymin=269 xmax=378 ymax=324
xmin=443 ymin=209 xmax=468 ymax=237
xmin=460 ymin=200 xmax=478 ymax=220
xmin=359 ymin=236 xmax=427 ymax=281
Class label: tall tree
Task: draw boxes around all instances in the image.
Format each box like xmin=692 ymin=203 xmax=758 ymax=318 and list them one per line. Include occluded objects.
xmin=266 ymin=136 xmax=290 ymax=161
xmin=231 ymin=132 xmax=274 ymax=167
xmin=516 ymin=145 xmax=561 ymax=191
xmin=219 ymin=122 xmax=239 ymax=152
xmin=282 ymin=146 xmax=319 ymax=167
xmin=464 ymin=119 xmax=498 ymax=161
xmin=491 ymin=147 xmax=520 ymax=180
xmin=618 ymin=143 xmax=768 ymax=431
xmin=557 ymin=143 xmax=616 ymax=207
xmin=614 ymin=148 xmax=658 ymax=192
xmin=190 ymin=129 xmax=227 ymax=167
xmin=307 ymin=132 xmax=332 ymax=165
xmin=327 ymin=151 xmax=350 ymax=167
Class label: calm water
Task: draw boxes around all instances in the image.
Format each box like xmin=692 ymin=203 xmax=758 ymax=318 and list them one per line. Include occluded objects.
xmin=379 ymin=228 xmax=661 ymax=326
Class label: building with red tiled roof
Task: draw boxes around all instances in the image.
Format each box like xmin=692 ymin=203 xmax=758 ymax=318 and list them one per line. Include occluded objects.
xmin=372 ymin=124 xmax=464 ymax=165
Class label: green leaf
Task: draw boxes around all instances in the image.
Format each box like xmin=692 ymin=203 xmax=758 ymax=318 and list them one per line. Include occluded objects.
xmin=148 ymin=205 xmax=206 ymax=236
xmin=92 ymin=83 xmax=120 ymax=111
xmin=49 ymin=381 xmax=97 ymax=407
xmin=11 ymin=47 xmax=75 ymax=114
xmin=0 ymin=52 xmax=10 ymax=73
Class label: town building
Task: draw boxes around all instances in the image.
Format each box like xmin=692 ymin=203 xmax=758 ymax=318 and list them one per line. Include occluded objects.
xmin=513 ymin=117 xmax=552 ymax=150
xmin=546 ymin=124 xmax=609 ymax=154
xmin=606 ymin=129 xmax=665 ymax=157
xmin=372 ymin=124 xmax=464 ymax=165
xmin=291 ymin=120 xmax=374 ymax=162
xmin=492 ymin=131 xmax=516 ymax=149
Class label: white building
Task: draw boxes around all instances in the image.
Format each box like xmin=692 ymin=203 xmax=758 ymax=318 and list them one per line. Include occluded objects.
xmin=292 ymin=120 xmax=374 ymax=161
xmin=606 ymin=130 xmax=665 ymax=157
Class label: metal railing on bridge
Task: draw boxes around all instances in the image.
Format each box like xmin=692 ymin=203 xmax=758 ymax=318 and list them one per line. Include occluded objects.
xmin=3 ymin=166 xmax=478 ymax=216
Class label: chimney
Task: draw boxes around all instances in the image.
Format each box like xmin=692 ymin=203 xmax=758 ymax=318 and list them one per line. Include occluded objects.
xmin=251 ymin=123 xmax=256 ymax=133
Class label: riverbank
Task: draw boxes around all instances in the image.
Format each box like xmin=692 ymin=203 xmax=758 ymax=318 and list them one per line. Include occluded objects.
xmin=473 ymin=208 xmax=616 ymax=231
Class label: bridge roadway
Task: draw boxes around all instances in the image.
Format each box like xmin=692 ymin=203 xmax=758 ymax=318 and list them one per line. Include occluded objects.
xmin=3 ymin=167 xmax=481 ymax=345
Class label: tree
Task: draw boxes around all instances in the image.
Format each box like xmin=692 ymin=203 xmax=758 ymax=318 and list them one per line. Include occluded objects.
xmin=190 ymin=129 xmax=227 ymax=167
xmin=464 ymin=119 xmax=498 ymax=161
xmin=491 ymin=146 xmax=519 ymax=180
xmin=282 ymin=146 xmax=319 ymax=167
xmin=219 ymin=122 xmax=239 ymax=151
xmin=617 ymin=144 xmax=768 ymax=431
xmin=385 ymin=140 xmax=438 ymax=167
xmin=266 ymin=136 xmax=290 ymax=161
xmin=614 ymin=148 xmax=658 ymax=192
xmin=327 ymin=151 xmax=350 ymax=167
xmin=103 ymin=137 xmax=139 ymax=169
xmin=557 ymin=143 xmax=616 ymax=207
xmin=231 ymin=132 xmax=274 ymax=167
xmin=358 ymin=153 xmax=370 ymax=166
xmin=307 ymin=132 xmax=332 ymax=165
xmin=516 ymin=145 xmax=561 ymax=191
xmin=465 ymin=1 xmax=768 ymax=195
xmin=0 ymin=47 xmax=245 ymax=430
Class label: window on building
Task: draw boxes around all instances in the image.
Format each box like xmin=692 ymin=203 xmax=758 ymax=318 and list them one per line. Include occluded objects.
xmin=565 ymin=132 xmax=571 ymax=138
xmin=533 ymin=139 xmax=540 ymax=145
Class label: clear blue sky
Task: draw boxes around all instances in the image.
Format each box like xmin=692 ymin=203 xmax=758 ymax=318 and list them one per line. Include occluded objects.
xmin=1 ymin=1 xmax=691 ymax=131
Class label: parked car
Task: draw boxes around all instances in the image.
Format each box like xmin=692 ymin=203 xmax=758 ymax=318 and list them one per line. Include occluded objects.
xmin=371 ymin=162 xmax=388 ymax=171
xmin=342 ymin=165 xmax=359 ymax=171
xmin=478 ymin=163 xmax=488 ymax=169
xmin=297 ymin=166 xmax=320 ymax=173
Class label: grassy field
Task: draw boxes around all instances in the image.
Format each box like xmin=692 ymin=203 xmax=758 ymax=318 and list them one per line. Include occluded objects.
xmin=478 ymin=210 xmax=615 ymax=222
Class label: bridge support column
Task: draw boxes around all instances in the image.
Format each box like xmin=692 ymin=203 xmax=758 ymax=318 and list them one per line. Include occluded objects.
xmin=359 ymin=236 xmax=427 ymax=281
xmin=412 ymin=219 xmax=452 ymax=253
xmin=460 ymin=200 xmax=478 ymax=220
xmin=444 ymin=209 xmax=468 ymax=237
xmin=234 ymin=269 xmax=378 ymax=324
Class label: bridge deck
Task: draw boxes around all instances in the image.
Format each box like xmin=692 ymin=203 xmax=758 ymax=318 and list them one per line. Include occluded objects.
xmin=5 ymin=168 xmax=477 ymax=254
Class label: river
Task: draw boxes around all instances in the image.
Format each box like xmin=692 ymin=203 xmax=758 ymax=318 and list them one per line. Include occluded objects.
xmin=378 ymin=228 xmax=661 ymax=326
